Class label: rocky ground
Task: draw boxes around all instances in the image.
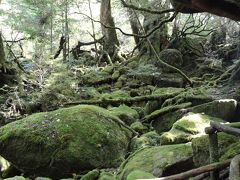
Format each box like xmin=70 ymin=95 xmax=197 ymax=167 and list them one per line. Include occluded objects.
xmin=0 ymin=36 xmax=240 ymax=180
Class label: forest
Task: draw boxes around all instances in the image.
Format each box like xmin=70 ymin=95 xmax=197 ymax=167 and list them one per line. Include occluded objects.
xmin=0 ymin=0 xmax=240 ymax=179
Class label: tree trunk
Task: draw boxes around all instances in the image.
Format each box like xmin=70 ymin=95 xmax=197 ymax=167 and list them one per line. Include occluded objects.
xmin=100 ymin=0 xmax=119 ymax=57
xmin=62 ymin=0 xmax=69 ymax=62
xmin=0 ymin=32 xmax=6 ymax=72
xmin=127 ymin=9 xmax=141 ymax=46
xmin=50 ymin=0 xmax=53 ymax=54
xmin=141 ymin=0 xmax=169 ymax=55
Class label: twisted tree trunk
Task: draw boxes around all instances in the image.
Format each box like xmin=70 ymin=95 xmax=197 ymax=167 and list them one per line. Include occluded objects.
xmin=100 ymin=0 xmax=119 ymax=57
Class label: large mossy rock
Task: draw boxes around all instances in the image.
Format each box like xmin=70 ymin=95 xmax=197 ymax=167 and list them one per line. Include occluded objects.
xmin=160 ymin=113 xmax=225 ymax=145
xmin=190 ymin=99 xmax=237 ymax=121
xmin=108 ymin=105 xmax=139 ymax=125
xmin=192 ymin=133 xmax=239 ymax=167
xmin=130 ymin=131 xmax=161 ymax=152
xmin=0 ymin=105 xmax=133 ymax=178
xmin=117 ymin=143 xmax=193 ymax=179
xmin=126 ymin=170 xmax=156 ymax=180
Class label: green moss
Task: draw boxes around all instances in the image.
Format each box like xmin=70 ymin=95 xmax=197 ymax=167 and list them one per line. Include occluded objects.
xmin=81 ymin=169 xmax=100 ymax=180
xmin=0 ymin=105 xmax=132 ymax=179
xmin=160 ymin=113 xmax=225 ymax=145
xmin=160 ymin=129 xmax=191 ymax=145
xmin=192 ymin=133 xmax=238 ymax=167
xmin=35 ymin=178 xmax=52 ymax=180
xmin=112 ymin=70 xmax=121 ymax=80
xmin=100 ymin=91 xmax=130 ymax=100
xmin=126 ymin=170 xmax=155 ymax=180
xmin=153 ymin=87 xmax=184 ymax=95
xmin=173 ymin=113 xmax=213 ymax=134
xmin=103 ymin=66 xmax=114 ymax=74
xmin=130 ymin=131 xmax=161 ymax=151
xmin=191 ymin=99 xmax=237 ymax=121
xmin=98 ymin=171 xmax=115 ymax=180
xmin=109 ymin=105 xmax=139 ymax=125
xmin=220 ymin=142 xmax=240 ymax=161
xmin=152 ymin=110 xmax=183 ymax=134
xmin=117 ymin=143 xmax=193 ymax=179
xmin=37 ymin=71 xmax=80 ymax=111
xmin=4 ymin=176 xmax=28 ymax=180
xmin=130 ymin=122 xmax=148 ymax=134
xmin=82 ymin=71 xmax=111 ymax=85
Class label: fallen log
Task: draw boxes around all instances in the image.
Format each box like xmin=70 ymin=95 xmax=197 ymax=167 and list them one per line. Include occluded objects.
xmin=64 ymin=91 xmax=183 ymax=107
xmin=210 ymin=121 xmax=240 ymax=137
xmin=141 ymin=102 xmax=192 ymax=123
xmin=139 ymin=159 xmax=231 ymax=180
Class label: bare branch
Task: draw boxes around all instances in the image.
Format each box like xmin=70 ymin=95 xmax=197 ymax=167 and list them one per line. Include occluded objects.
xmin=120 ymin=0 xmax=175 ymax=15
xmin=74 ymin=12 xmax=177 ymax=39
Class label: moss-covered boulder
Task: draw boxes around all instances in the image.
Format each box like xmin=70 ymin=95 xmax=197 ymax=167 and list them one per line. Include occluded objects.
xmin=192 ymin=133 xmax=239 ymax=167
xmin=117 ymin=143 xmax=193 ymax=179
xmin=108 ymin=105 xmax=139 ymax=125
xmin=4 ymin=176 xmax=28 ymax=180
xmin=98 ymin=171 xmax=115 ymax=180
xmin=160 ymin=113 xmax=225 ymax=145
xmin=81 ymin=169 xmax=100 ymax=180
xmin=35 ymin=178 xmax=52 ymax=180
xmin=158 ymin=49 xmax=183 ymax=72
xmin=152 ymin=109 xmax=183 ymax=134
xmin=0 ymin=105 xmax=133 ymax=179
xmin=190 ymin=99 xmax=237 ymax=121
xmin=130 ymin=131 xmax=161 ymax=152
xmin=126 ymin=170 xmax=156 ymax=180
xmin=130 ymin=122 xmax=149 ymax=134
xmin=81 ymin=70 xmax=112 ymax=86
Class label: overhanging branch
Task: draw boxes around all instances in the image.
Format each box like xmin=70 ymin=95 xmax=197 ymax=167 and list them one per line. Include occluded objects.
xmin=120 ymin=0 xmax=175 ymax=15
xmin=74 ymin=12 xmax=177 ymax=39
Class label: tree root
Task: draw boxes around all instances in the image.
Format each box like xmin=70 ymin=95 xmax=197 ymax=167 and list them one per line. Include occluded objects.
xmin=64 ymin=91 xmax=183 ymax=107
xmin=141 ymin=102 xmax=192 ymax=123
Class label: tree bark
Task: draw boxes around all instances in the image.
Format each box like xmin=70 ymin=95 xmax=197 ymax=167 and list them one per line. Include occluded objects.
xmin=0 ymin=32 xmax=6 ymax=72
xmin=127 ymin=9 xmax=141 ymax=47
xmin=100 ymin=0 xmax=119 ymax=57
xmin=141 ymin=0 xmax=169 ymax=55
xmin=229 ymin=155 xmax=240 ymax=180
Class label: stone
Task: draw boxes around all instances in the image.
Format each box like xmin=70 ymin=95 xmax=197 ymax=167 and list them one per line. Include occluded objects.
xmin=160 ymin=113 xmax=225 ymax=145
xmin=0 ymin=105 xmax=132 ymax=179
xmin=192 ymin=133 xmax=239 ymax=167
xmin=152 ymin=109 xmax=183 ymax=134
xmin=4 ymin=176 xmax=28 ymax=180
xmin=158 ymin=49 xmax=183 ymax=72
xmin=126 ymin=170 xmax=156 ymax=180
xmin=35 ymin=178 xmax=52 ymax=180
xmin=153 ymin=73 xmax=184 ymax=88
xmin=80 ymin=169 xmax=100 ymax=180
xmin=130 ymin=131 xmax=161 ymax=152
xmin=98 ymin=171 xmax=115 ymax=180
xmin=108 ymin=105 xmax=139 ymax=125
xmin=130 ymin=122 xmax=149 ymax=134
xmin=145 ymin=87 xmax=185 ymax=115
xmin=190 ymin=99 xmax=237 ymax=121
xmin=118 ymin=143 xmax=193 ymax=179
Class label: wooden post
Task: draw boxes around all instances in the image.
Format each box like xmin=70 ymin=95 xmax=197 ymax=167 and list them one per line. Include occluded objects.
xmin=205 ymin=127 xmax=219 ymax=180
xmin=229 ymin=155 xmax=240 ymax=180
